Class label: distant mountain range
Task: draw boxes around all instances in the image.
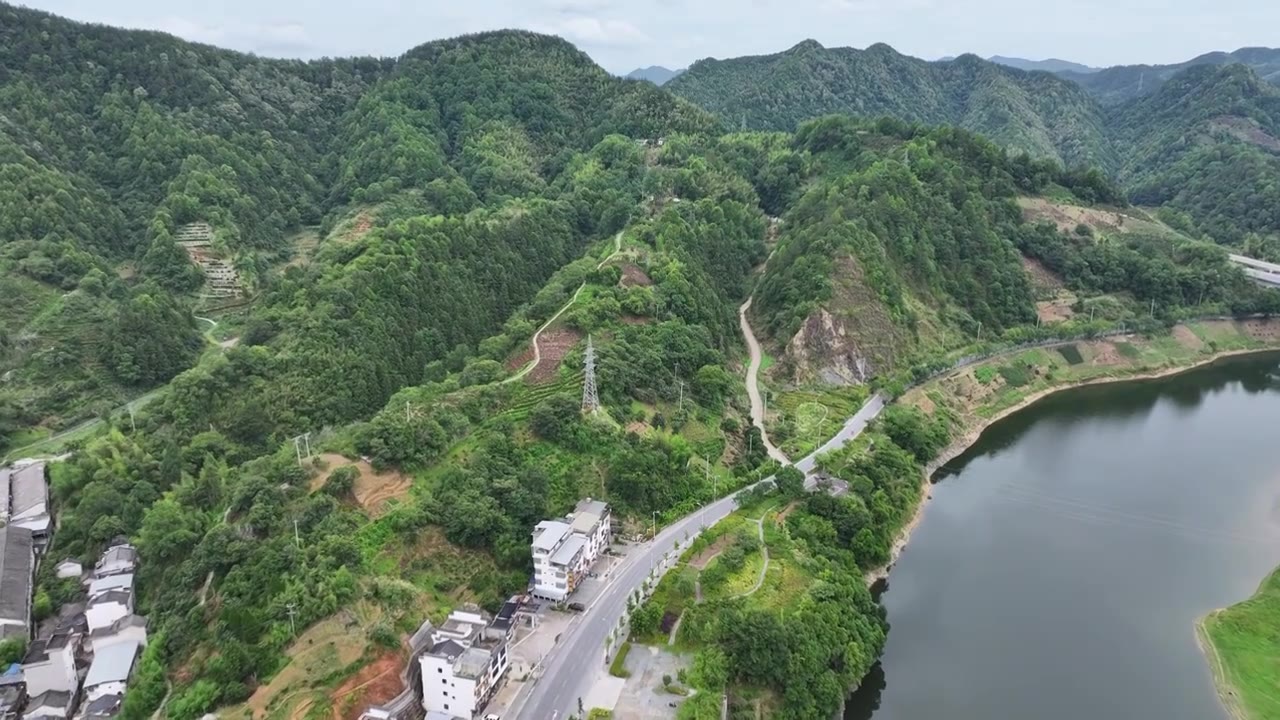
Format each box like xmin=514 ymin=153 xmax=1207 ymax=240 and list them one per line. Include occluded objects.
xmin=625 ymin=65 xmax=685 ymax=85
xmin=665 ymin=39 xmax=1280 ymax=244
xmin=1060 ymin=47 xmax=1280 ymax=104
xmin=988 ymin=55 xmax=1100 ymax=74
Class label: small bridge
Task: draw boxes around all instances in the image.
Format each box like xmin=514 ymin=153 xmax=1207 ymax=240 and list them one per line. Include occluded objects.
xmin=1229 ymin=254 xmax=1280 ymax=288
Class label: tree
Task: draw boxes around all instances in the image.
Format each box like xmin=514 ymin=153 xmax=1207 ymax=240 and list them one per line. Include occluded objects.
xmin=324 ymin=466 xmax=359 ymax=498
xmin=137 ymin=497 xmax=206 ymax=570
xmin=775 ymin=466 xmax=805 ymax=498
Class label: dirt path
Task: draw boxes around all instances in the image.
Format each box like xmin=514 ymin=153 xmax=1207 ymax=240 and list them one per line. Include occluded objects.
xmin=1197 ymin=613 xmax=1250 ymax=720
xmin=739 ymin=296 xmax=789 ymax=465
xmin=667 ymin=609 xmax=685 ymax=645
xmin=728 ymin=518 xmax=769 ymax=600
xmin=504 ymin=230 xmax=623 ymax=384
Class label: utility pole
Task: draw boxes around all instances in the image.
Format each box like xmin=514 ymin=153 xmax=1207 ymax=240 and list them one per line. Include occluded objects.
xmin=294 ymin=519 xmax=301 ymax=549
xmin=1150 ymin=299 xmax=1156 ymax=319
xmin=286 ymin=603 xmax=298 ymax=636
xmin=1089 ymin=306 xmax=1095 ymax=323
xmin=127 ymin=404 xmax=136 ymax=434
xmin=677 ymin=380 xmax=685 ymax=412
xmin=976 ymin=321 xmax=983 ymax=342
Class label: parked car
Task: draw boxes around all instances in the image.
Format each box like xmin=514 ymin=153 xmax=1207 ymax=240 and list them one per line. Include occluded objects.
xmin=568 ymin=601 xmax=586 ymax=612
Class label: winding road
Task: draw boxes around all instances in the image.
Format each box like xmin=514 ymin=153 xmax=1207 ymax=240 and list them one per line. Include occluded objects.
xmin=511 ymin=281 xmax=886 ymax=719
xmin=739 ymin=297 xmax=789 ymax=464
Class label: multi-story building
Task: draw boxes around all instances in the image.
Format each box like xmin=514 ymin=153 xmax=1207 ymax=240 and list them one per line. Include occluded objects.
xmin=418 ymin=608 xmax=510 ymax=719
xmin=530 ymin=498 xmax=611 ymax=601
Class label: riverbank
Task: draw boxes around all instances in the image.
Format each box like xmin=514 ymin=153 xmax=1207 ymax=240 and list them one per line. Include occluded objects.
xmin=867 ymin=321 xmax=1280 ymax=586
xmin=1197 ymin=565 xmax=1280 ymax=720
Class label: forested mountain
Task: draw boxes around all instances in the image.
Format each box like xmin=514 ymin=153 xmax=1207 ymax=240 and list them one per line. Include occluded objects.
xmin=0 ymin=2 xmax=714 ymax=448
xmin=989 ymin=55 xmax=1099 ymax=74
xmin=666 ymin=40 xmax=1114 ymax=168
xmin=626 ymin=65 xmax=685 ymax=85
xmin=1060 ymin=46 xmax=1280 ymax=105
xmin=667 ymin=41 xmax=1280 ymax=250
xmin=1110 ymin=64 xmax=1280 ymax=245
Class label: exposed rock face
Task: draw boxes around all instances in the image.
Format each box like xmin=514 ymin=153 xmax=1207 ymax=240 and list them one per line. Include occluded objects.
xmin=780 ymin=254 xmax=907 ymax=386
xmin=787 ymin=308 xmax=873 ymax=385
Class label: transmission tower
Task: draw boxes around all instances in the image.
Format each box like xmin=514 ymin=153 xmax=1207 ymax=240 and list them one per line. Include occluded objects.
xmin=582 ymin=335 xmax=600 ymax=414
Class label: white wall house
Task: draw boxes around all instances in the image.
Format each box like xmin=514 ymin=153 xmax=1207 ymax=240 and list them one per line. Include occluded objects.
xmin=93 ymin=544 xmax=137 ymax=578
xmin=22 ymin=632 xmax=80 ymax=696
xmin=89 ymin=614 xmax=147 ymax=655
xmin=0 ymin=525 xmax=34 ymax=641
xmin=418 ymin=609 xmax=510 ymax=719
xmin=9 ymin=463 xmax=50 ymax=542
xmin=530 ymin=499 xmax=612 ymax=601
xmin=85 ymin=591 xmax=131 ymax=633
xmin=81 ymin=641 xmax=139 ymax=704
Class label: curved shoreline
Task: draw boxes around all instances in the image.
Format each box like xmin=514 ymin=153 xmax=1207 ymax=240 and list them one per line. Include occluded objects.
xmin=864 ymin=344 xmax=1280 ymax=586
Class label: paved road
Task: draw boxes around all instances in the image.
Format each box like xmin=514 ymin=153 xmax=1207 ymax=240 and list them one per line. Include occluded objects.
xmin=1228 ymin=254 xmax=1280 ymax=288
xmin=738 ymin=297 xmax=789 ymax=465
xmin=514 ymin=391 xmax=887 ymax=719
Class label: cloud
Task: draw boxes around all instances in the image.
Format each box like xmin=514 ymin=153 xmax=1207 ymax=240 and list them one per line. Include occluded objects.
xmin=537 ymin=16 xmax=649 ymax=47
xmin=146 ymin=16 xmax=316 ymax=57
xmin=543 ymin=0 xmax=615 ymax=12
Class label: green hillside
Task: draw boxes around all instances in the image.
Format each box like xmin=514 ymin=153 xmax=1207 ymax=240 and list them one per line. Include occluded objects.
xmin=668 ymin=42 xmax=1280 ymax=252
xmin=666 ymin=41 xmax=1114 ymax=169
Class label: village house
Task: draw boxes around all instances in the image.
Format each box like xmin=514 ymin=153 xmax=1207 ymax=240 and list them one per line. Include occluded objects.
xmin=0 ymin=526 xmax=34 ymax=641
xmin=530 ymin=498 xmax=612 ymax=601
xmin=418 ymin=607 xmax=511 ymax=719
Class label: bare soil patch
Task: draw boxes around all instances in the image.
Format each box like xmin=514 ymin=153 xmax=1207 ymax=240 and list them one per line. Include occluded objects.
xmin=625 ymin=421 xmax=649 ymax=434
xmin=1086 ymin=340 xmax=1125 ymax=367
xmin=331 ymin=651 xmax=405 ymax=720
xmin=310 ymin=453 xmax=412 ymax=517
xmin=1021 ymin=255 xmax=1066 ymax=291
xmin=1173 ymin=324 xmax=1205 ymax=351
xmin=528 ymin=327 xmax=582 ymax=383
xmin=690 ymin=534 xmax=735 ymax=570
xmin=619 ymin=263 xmax=653 ymax=287
xmin=1210 ymin=116 xmax=1280 ymax=153
xmin=1036 ymin=297 xmax=1076 ymax=323
xmin=239 ymin=611 xmax=371 ymax=719
xmin=1019 ymin=197 xmax=1134 ymax=234
xmin=347 ymin=213 xmax=373 ymax=240
xmin=505 ymin=344 xmax=534 ymax=372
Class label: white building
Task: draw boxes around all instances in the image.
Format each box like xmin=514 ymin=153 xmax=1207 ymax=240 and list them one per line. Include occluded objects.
xmin=86 ymin=573 xmax=133 ymax=599
xmin=54 ymin=560 xmax=82 ymax=580
xmin=85 ymin=591 xmax=131 ymax=633
xmin=93 ymin=544 xmax=137 ymax=579
xmin=22 ymin=689 xmax=73 ymax=719
xmin=88 ymin=614 xmax=147 ymax=655
xmin=21 ymin=631 xmax=80 ymax=696
xmin=81 ymin=641 xmax=140 ymax=705
xmin=419 ymin=608 xmax=510 ymax=719
xmin=530 ymin=499 xmax=611 ymax=601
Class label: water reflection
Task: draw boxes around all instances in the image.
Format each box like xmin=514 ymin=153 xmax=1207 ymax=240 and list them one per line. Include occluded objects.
xmin=845 ymin=351 xmax=1280 ymax=720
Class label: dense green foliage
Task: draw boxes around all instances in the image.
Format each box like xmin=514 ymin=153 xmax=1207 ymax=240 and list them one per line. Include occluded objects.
xmin=669 ymin=42 xmax=1280 ymax=247
xmin=1110 ymin=64 xmax=1280 ymax=245
xmin=667 ymin=41 xmax=1114 ymax=168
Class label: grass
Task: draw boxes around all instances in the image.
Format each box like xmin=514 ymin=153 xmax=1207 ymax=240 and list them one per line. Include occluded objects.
xmin=610 ymin=641 xmax=632 ymax=678
xmin=769 ymin=385 xmax=871 ymax=457
xmin=1200 ymin=566 xmax=1280 ymax=720
xmin=701 ymin=547 xmax=765 ymax=602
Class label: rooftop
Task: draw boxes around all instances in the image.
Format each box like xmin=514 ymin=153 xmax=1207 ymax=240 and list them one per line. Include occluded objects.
xmin=549 ymin=533 xmax=587 ymax=567
xmin=88 ymin=573 xmax=134 ymax=597
xmin=81 ymin=692 xmax=124 ymax=718
xmin=26 ymin=689 xmax=72 ymax=710
xmin=84 ymin=640 xmax=140 ymax=688
xmin=531 ymin=520 xmax=571 ymax=551
xmin=95 ymin=545 xmax=138 ymax=573
xmin=8 ymin=463 xmax=46 ymax=516
xmin=89 ymin=614 xmax=147 ymax=639
xmin=88 ymin=589 xmax=131 ymax=608
xmin=0 ymin=525 xmax=34 ymax=623
xmin=454 ymin=646 xmax=494 ymax=680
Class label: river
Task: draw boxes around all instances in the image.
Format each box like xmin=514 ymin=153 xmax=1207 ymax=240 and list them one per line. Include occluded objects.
xmin=846 ymin=352 xmax=1280 ymax=720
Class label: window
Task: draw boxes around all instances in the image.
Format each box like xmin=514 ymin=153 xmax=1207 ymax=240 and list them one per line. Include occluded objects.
xmin=442 ymin=678 xmax=448 ymax=684
xmin=444 ymin=704 xmax=449 ymax=711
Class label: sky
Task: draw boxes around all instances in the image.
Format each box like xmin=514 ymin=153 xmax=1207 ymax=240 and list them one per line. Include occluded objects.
xmin=18 ymin=0 xmax=1280 ymax=74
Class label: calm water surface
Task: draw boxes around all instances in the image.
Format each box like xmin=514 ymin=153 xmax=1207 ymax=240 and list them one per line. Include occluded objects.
xmin=847 ymin=352 xmax=1280 ymax=720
